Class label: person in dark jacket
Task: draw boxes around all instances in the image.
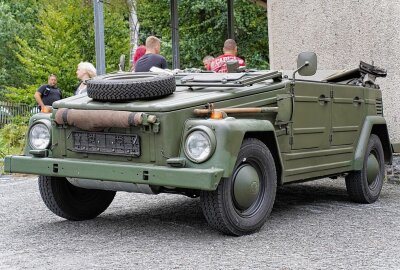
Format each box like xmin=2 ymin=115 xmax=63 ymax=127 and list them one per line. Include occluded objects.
xmin=34 ymin=74 xmax=62 ymax=111
xmin=134 ymin=36 xmax=167 ymax=72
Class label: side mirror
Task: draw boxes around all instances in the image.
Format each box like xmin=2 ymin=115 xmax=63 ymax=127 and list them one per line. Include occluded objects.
xmin=297 ymin=52 xmax=317 ymax=76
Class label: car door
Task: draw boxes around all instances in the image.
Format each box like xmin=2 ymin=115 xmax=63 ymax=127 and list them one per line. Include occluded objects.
xmin=330 ymin=84 xmax=364 ymax=146
xmin=290 ymin=81 xmax=331 ymax=150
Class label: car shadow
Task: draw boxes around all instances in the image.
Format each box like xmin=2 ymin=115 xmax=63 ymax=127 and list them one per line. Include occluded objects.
xmin=274 ymin=179 xmax=350 ymax=209
xmin=26 ymin=179 xmax=354 ymax=239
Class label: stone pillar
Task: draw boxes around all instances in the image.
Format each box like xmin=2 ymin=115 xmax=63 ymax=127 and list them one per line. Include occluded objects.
xmin=268 ymin=0 xmax=400 ymax=181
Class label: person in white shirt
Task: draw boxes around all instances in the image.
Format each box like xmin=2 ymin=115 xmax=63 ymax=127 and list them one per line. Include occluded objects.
xmin=75 ymin=62 xmax=97 ymax=95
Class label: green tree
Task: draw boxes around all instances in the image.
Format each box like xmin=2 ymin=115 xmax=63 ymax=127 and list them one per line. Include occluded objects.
xmin=2 ymin=0 xmax=268 ymax=104
xmin=234 ymin=0 xmax=269 ymax=69
xmin=103 ymin=3 xmax=131 ymax=71
xmin=3 ymin=85 xmax=37 ymax=105
xmin=178 ymin=0 xmax=228 ymax=68
xmin=137 ymin=0 xmax=269 ymax=69
xmin=136 ymin=0 xmax=171 ymax=59
xmin=0 ymin=0 xmax=40 ymax=90
xmin=15 ymin=4 xmax=83 ymax=96
xmin=6 ymin=0 xmax=130 ymax=102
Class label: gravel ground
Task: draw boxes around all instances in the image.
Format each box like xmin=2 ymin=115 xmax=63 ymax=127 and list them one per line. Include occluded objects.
xmin=1 ymin=174 xmax=400 ymax=270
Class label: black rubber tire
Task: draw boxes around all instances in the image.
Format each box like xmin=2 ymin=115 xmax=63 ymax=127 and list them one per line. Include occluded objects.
xmin=200 ymin=138 xmax=277 ymax=236
xmin=87 ymin=72 xmax=176 ymax=101
xmin=345 ymin=134 xmax=385 ymax=204
xmin=38 ymin=176 xmax=116 ymax=220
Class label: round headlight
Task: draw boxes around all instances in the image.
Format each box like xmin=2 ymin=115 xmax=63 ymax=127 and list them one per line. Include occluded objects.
xmin=29 ymin=123 xmax=51 ymax=150
xmin=184 ymin=127 xmax=216 ymax=163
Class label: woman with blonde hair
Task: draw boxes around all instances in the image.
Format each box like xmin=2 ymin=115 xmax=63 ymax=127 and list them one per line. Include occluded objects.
xmin=75 ymin=62 xmax=97 ymax=95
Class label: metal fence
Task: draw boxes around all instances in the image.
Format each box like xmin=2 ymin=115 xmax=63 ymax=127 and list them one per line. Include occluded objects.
xmin=0 ymin=102 xmax=38 ymax=127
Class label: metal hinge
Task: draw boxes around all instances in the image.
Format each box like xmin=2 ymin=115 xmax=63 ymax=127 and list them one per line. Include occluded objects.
xmin=330 ymin=90 xmax=334 ymax=98
xmin=285 ymin=125 xmax=290 ymax=135
xmin=289 ymin=136 xmax=293 ymax=145
xmin=329 ymin=134 xmax=333 ymax=142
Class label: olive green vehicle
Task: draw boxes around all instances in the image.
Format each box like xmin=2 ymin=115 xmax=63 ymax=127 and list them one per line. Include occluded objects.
xmin=4 ymin=52 xmax=392 ymax=235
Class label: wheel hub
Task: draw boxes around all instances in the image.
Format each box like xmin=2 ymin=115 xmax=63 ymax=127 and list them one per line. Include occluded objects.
xmin=367 ymin=154 xmax=379 ymax=185
xmin=233 ymin=164 xmax=260 ymax=210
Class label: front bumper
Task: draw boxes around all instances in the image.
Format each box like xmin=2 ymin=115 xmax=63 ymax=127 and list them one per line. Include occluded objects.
xmin=4 ymin=156 xmax=224 ymax=191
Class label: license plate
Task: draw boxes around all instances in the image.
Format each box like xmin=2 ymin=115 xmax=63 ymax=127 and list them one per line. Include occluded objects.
xmin=72 ymin=131 xmax=140 ymax=157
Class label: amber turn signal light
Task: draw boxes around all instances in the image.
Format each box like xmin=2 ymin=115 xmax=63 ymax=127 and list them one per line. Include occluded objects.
xmin=41 ymin=106 xmax=53 ymax=113
xmin=210 ymin=110 xmax=225 ymax=119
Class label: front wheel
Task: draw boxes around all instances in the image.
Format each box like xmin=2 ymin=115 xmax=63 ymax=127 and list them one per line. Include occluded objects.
xmin=345 ymin=134 xmax=385 ymax=203
xmin=200 ymin=138 xmax=277 ymax=236
xmin=38 ymin=176 xmax=116 ymax=220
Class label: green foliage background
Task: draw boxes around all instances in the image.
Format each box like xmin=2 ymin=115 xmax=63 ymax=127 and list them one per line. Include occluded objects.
xmin=0 ymin=0 xmax=268 ymax=104
xmin=137 ymin=0 xmax=269 ymax=69
xmin=0 ymin=115 xmax=30 ymax=157
xmin=0 ymin=0 xmax=131 ymax=101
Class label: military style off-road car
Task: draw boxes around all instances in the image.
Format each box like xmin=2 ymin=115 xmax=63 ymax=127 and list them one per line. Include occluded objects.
xmin=5 ymin=52 xmax=392 ymax=235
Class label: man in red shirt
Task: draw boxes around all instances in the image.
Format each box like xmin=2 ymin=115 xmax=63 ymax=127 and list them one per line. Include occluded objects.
xmin=210 ymin=39 xmax=245 ymax=73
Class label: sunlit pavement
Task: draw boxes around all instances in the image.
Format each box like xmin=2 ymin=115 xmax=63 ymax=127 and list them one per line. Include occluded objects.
xmin=1 ymin=174 xmax=400 ymax=269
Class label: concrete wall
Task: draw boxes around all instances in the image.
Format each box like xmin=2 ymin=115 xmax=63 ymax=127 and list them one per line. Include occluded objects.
xmin=268 ymin=0 xmax=400 ymax=143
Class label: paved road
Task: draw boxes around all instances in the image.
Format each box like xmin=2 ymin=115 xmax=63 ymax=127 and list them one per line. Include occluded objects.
xmin=1 ymin=174 xmax=400 ymax=270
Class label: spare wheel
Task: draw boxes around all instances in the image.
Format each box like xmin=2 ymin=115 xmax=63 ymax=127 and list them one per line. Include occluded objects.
xmin=87 ymin=72 xmax=176 ymax=101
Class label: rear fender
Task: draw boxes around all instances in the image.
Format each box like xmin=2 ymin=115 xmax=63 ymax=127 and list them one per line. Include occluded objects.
xmin=353 ymin=116 xmax=392 ymax=170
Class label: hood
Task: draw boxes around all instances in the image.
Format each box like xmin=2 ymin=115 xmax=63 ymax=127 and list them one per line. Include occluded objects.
xmin=53 ymin=81 xmax=286 ymax=113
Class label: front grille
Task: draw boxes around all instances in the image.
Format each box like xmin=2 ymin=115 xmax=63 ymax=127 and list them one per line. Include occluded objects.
xmin=376 ymin=98 xmax=383 ymax=116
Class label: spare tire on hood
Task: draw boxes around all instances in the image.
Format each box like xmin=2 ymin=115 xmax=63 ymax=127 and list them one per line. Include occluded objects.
xmin=87 ymin=72 xmax=176 ymax=101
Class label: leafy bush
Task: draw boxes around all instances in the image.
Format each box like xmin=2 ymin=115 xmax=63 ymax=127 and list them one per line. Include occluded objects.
xmin=4 ymin=85 xmax=37 ymax=105
xmin=0 ymin=119 xmax=28 ymax=153
xmin=4 ymin=0 xmax=130 ymax=99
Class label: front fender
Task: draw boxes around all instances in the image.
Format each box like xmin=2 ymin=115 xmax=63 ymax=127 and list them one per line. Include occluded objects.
xmin=181 ymin=117 xmax=278 ymax=178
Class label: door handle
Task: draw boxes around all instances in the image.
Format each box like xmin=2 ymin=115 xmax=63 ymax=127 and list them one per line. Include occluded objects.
xmin=318 ymin=95 xmax=331 ymax=104
xmin=353 ymin=97 xmax=364 ymax=105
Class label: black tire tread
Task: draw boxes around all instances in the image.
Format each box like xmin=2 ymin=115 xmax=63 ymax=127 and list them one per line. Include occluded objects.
xmin=39 ymin=176 xmax=68 ymax=219
xmin=200 ymin=183 xmax=231 ymax=235
xmin=200 ymin=138 xmax=277 ymax=235
xmin=345 ymin=134 xmax=384 ymax=204
xmin=38 ymin=176 xmax=116 ymax=220
xmin=87 ymin=73 xmax=175 ymax=101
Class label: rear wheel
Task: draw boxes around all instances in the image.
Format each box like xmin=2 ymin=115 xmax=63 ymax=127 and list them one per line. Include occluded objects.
xmin=38 ymin=176 xmax=116 ymax=220
xmin=345 ymin=134 xmax=385 ymax=203
xmin=200 ymin=138 xmax=277 ymax=236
